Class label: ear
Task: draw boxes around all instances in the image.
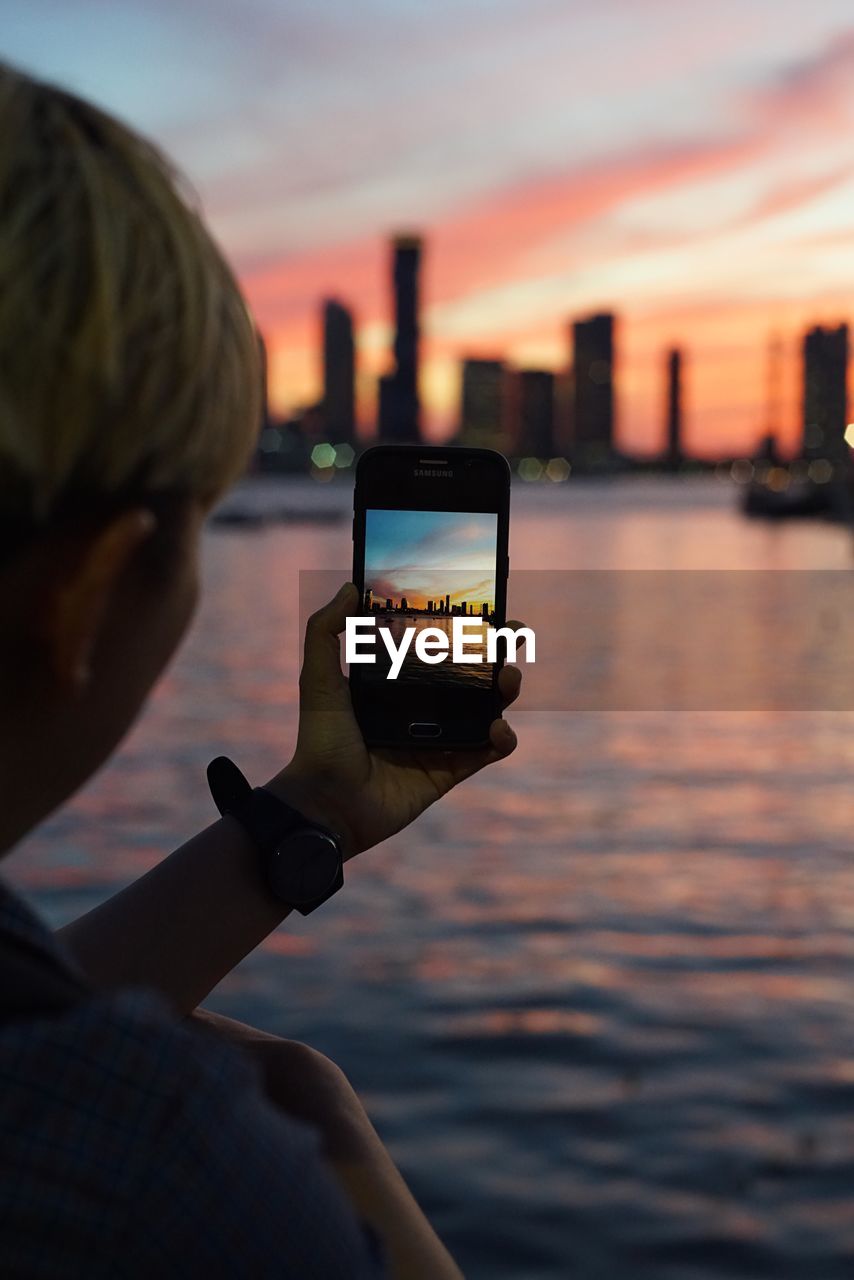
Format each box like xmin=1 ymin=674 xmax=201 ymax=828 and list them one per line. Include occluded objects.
xmin=48 ymin=509 xmax=157 ymax=696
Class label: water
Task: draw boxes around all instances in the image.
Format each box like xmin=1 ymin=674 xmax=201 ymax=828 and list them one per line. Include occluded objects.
xmin=7 ymin=477 xmax=854 ymax=1279
xmin=358 ymin=612 xmax=494 ymax=687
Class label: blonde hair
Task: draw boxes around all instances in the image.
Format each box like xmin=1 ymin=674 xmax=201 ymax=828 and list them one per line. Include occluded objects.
xmin=0 ymin=62 xmax=261 ymax=529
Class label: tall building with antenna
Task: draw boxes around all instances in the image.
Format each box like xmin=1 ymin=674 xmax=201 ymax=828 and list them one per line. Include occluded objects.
xmin=378 ymin=234 xmax=422 ymax=442
xmin=753 ymin=332 xmax=784 ymax=463
xmin=664 ymin=348 xmax=683 ymax=467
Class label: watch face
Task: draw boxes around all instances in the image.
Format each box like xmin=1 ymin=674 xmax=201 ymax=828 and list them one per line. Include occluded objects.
xmin=269 ymin=830 xmax=342 ymax=905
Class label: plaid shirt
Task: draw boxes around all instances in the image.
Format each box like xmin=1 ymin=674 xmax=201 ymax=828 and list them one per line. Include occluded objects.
xmin=0 ymin=878 xmax=386 ymax=1279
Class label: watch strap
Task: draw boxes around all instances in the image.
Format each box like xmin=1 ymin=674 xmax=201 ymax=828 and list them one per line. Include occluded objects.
xmin=207 ymin=757 xmax=343 ymax=914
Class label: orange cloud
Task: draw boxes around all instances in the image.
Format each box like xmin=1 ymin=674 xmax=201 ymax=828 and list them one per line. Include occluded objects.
xmin=236 ymin=29 xmax=854 ymax=453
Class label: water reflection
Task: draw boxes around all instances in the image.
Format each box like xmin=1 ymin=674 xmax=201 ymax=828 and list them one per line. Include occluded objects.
xmin=7 ymin=479 xmax=854 ymax=1279
xmin=359 ymin=613 xmax=493 ymax=688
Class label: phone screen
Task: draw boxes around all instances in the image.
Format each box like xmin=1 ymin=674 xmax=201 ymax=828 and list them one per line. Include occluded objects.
xmin=351 ymin=446 xmax=510 ymax=747
xmin=361 ymin=508 xmax=498 ymax=687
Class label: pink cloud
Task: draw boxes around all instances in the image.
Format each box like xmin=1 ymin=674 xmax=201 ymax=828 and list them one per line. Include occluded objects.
xmin=234 ymin=24 xmax=854 ymax=452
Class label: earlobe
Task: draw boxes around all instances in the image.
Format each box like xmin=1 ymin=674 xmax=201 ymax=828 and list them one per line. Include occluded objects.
xmin=51 ymin=581 xmax=97 ymax=699
xmin=71 ymin=657 xmax=92 ymax=695
xmin=48 ymin=509 xmax=157 ymax=698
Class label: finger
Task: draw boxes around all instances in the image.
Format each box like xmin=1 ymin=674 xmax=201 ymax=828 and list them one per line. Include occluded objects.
xmin=489 ymin=716 xmax=518 ymax=758
xmin=493 ymin=619 xmax=529 ymax=671
xmin=299 ymin=582 xmax=359 ymax=714
xmin=497 ymin=664 xmax=522 ymax=708
xmin=443 ymin=717 xmax=518 ymax=786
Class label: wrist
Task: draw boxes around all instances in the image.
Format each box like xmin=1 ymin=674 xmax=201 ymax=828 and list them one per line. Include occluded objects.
xmin=265 ymin=764 xmax=358 ymax=861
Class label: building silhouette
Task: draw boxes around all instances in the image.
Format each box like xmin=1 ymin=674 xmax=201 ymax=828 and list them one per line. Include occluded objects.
xmin=378 ymin=234 xmax=422 ymax=442
xmin=802 ymin=324 xmax=848 ymax=463
xmin=368 ymin=594 xmax=494 ymax=616
xmin=572 ymin=312 xmax=615 ymax=468
xmin=459 ymin=358 xmax=506 ymax=451
xmin=256 ymin=331 xmax=273 ymax=433
xmin=515 ymin=369 xmax=555 ymax=456
xmin=754 ymin=432 xmax=780 ymax=465
xmin=322 ymin=299 xmax=355 ymax=442
xmin=665 ymin=348 xmax=683 ymax=467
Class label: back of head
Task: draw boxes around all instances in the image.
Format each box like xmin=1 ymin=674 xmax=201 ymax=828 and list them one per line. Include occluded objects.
xmin=0 ymin=62 xmax=260 ymax=537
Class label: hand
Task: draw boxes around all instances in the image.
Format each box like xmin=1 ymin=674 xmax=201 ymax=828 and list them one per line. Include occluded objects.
xmin=267 ymin=583 xmax=521 ymax=858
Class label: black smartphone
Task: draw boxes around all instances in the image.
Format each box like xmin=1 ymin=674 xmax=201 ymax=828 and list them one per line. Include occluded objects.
xmin=351 ymin=444 xmax=511 ymax=748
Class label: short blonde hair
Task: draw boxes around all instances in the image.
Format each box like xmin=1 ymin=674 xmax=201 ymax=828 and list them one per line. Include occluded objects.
xmin=0 ymin=62 xmax=261 ymax=529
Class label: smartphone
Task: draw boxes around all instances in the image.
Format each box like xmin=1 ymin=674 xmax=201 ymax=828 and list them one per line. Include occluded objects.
xmin=351 ymin=444 xmax=511 ymax=748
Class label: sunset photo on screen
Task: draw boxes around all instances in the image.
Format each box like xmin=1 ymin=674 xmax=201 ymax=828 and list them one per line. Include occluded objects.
xmin=362 ymin=508 xmax=498 ymax=685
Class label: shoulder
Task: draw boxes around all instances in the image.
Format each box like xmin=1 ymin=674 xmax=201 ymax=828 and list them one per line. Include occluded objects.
xmin=0 ymin=986 xmax=250 ymax=1154
xmin=0 ymin=989 xmax=385 ymax=1278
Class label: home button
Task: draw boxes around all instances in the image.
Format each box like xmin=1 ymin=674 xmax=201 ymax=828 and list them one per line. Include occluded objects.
xmin=408 ymin=722 xmax=442 ymax=739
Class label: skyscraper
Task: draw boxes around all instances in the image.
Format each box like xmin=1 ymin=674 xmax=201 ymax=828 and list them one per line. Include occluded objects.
xmin=665 ymin=348 xmax=683 ymax=467
xmin=515 ymin=369 xmax=555 ymax=457
xmin=459 ymin=358 xmax=506 ymax=450
xmin=378 ymin=234 xmax=422 ymax=442
xmin=322 ymin=299 xmax=355 ymax=442
xmin=572 ymin=312 xmax=615 ymax=468
xmin=257 ymin=331 xmax=272 ymax=433
xmin=802 ymin=324 xmax=848 ymax=463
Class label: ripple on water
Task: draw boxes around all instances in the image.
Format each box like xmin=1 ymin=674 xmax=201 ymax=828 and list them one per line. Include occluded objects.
xmin=7 ymin=481 xmax=854 ymax=1279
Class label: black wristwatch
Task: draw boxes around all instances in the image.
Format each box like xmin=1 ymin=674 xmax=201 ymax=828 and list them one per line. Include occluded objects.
xmin=207 ymin=756 xmax=343 ymax=914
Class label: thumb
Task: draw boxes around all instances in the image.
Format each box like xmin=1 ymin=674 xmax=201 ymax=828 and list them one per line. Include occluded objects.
xmin=299 ymin=582 xmax=359 ymax=713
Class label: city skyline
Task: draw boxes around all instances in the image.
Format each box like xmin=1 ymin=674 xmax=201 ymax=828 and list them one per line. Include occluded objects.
xmin=9 ymin=3 xmax=854 ymax=455
xmin=362 ymin=589 xmax=493 ymax=620
xmin=266 ymin=272 xmax=850 ymax=471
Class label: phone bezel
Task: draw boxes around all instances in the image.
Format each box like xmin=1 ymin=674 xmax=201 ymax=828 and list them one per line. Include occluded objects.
xmin=351 ymin=444 xmax=511 ymax=749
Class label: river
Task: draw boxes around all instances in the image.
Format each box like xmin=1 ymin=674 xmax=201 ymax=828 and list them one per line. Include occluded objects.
xmin=7 ymin=475 xmax=854 ymax=1279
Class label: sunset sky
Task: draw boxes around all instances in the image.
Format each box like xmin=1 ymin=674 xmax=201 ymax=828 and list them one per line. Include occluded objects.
xmin=6 ymin=0 xmax=854 ymax=454
xmin=365 ymin=509 xmax=497 ymax=609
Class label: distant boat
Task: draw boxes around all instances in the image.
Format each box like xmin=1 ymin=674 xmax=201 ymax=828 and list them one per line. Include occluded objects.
xmin=743 ymin=473 xmax=853 ymax=523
